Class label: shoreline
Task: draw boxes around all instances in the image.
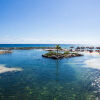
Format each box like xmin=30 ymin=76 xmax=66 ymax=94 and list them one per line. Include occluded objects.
xmin=0 ymin=50 xmax=12 ymax=54
xmin=0 ymin=47 xmax=55 ymax=50
xmin=0 ymin=47 xmax=100 ymax=56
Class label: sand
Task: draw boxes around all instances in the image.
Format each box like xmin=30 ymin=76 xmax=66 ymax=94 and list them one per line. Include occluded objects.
xmin=84 ymin=58 xmax=100 ymax=70
xmin=0 ymin=65 xmax=22 ymax=74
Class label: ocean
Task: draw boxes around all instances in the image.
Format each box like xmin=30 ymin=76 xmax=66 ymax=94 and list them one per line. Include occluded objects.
xmin=0 ymin=44 xmax=77 ymax=48
xmin=0 ymin=44 xmax=100 ymax=100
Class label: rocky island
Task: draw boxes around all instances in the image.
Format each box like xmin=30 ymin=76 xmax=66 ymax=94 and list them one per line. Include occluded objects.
xmin=42 ymin=51 xmax=83 ymax=59
xmin=42 ymin=45 xmax=83 ymax=59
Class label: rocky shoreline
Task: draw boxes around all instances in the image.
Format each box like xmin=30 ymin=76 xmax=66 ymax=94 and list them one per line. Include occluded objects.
xmin=0 ymin=50 xmax=12 ymax=54
xmin=0 ymin=47 xmax=55 ymax=50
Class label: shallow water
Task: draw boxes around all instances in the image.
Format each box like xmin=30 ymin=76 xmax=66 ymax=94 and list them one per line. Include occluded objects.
xmin=0 ymin=50 xmax=100 ymax=100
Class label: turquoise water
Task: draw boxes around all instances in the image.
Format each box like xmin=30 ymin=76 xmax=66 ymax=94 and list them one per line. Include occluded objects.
xmin=0 ymin=44 xmax=95 ymax=48
xmin=0 ymin=49 xmax=100 ymax=100
xmin=0 ymin=44 xmax=76 ymax=48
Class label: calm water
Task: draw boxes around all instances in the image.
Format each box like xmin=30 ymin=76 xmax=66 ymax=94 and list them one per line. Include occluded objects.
xmin=0 ymin=45 xmax=100 ymax=100
xmin=0 ymin=44 xmax=95 ymax=48
xmin=0 ymin=44 xmax=75 ymax=48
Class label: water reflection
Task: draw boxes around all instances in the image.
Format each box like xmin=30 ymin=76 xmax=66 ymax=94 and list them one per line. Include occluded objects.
xmin=55 ymin=60 xmax=59 ymax=83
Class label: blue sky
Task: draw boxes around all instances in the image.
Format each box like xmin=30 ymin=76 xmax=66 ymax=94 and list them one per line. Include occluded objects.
xmin=0 ymin=0 xmax=100 ymax=44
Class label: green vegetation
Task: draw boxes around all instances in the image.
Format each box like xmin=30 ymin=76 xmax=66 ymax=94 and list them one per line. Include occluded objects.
xmin=44 ymin=50 xmax=79 ymax=57
xmin=45 ymin=51 xmax=63 ymax=56
xmin=72 ymin=52 xmax=78 ymax=55
xmin=45 ymin=45 xmax=63 ymax=57
xmin=43 ymin=49 xmax=83 ymax=59
xmin=45 ymin=51 xmax=57 ymax=56
xmin=55 ymin=45 xmax=62 ymax=55
xmin=43 ymin=45 xmax=83 ymax=59
xmin=64 ymin=51 xmax=70 ymax=54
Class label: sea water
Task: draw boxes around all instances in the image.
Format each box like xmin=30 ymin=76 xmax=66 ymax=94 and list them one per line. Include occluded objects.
xmin=0 ymin=45 xmax=100 ymax=100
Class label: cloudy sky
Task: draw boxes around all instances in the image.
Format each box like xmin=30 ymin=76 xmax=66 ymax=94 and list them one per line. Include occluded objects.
xmin=0 ymin=0 xmax=100 ymax=44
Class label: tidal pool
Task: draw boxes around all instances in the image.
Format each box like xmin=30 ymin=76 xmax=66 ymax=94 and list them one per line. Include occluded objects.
xmin=0 ymin=50 xmax=100 ymax=100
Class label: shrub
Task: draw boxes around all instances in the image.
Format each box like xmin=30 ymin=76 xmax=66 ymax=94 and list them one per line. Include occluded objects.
xmin=64 ymin=51 xmax=70 ymax=54
xmin=72 ymin=52 xmax=78 ymax=55
xmin=45 ymin=51 xmax=57 ymax=56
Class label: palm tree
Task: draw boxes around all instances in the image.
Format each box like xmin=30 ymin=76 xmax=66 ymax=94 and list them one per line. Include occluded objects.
xmin=55 ymin=45 xmax=62 ymax=56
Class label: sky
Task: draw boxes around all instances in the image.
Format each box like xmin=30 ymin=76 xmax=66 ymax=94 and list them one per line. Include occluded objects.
xmin=0 ymin=0 xmax=100 ymax=44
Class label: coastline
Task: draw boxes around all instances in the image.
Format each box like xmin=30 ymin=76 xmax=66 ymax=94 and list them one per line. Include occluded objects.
xmin=0 ymin=46 xmax=100 ymax=71
xmin=0 ymin=47 xmax=55 ymax=50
